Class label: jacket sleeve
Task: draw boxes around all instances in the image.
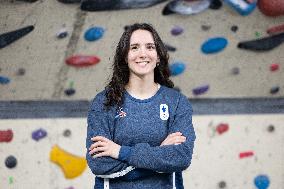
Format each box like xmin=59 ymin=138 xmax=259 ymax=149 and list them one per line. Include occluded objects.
xmin=86 ymin=94 xmax=160 ymax=180
xmin=117 ymin=94 xmax=196 ymax=173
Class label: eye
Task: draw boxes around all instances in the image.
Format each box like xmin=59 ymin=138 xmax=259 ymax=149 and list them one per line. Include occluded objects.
xmin=130 ymin=45 xmax=138 ymax=50
xmin=146 ymin=44 xmax=156 ymax=50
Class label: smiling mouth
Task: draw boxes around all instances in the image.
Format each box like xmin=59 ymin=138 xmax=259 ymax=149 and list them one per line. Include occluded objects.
xmin=136 ymin=61 xmax=149 ymax=65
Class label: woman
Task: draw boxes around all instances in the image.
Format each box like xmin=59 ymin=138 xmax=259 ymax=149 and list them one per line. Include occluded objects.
xmin=86 ymin=23 xmax=196 ymax=189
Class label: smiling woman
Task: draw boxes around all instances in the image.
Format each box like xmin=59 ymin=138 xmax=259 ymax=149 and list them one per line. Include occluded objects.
xmin=86 ymin=23 xmax=196 ymax=189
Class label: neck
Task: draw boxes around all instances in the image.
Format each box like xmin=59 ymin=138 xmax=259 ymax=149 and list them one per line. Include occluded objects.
xmin=126 ymin=74 xmax=159 ymax=99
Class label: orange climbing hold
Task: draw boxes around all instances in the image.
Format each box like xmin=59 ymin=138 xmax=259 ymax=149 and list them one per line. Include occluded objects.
xmin=50 ymin=145 xmax=87 ymax=179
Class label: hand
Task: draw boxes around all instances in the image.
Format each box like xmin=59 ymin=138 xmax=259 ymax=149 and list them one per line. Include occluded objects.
xmin=89 ymin=136 xmax=121 ymax=159
xmin=160 ymin=132 xmax=186 ymax=146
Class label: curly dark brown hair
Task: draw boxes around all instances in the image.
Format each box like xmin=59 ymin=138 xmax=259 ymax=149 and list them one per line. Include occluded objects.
xmin=104 ymin=23 xmax=174 ymax=110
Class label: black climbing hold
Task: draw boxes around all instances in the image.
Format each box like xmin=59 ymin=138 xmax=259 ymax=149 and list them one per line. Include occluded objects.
xmin=231 ymin=25 xmax=238 ymax=32
xmin=5 ymin=155 xmax=17 ymax=169
xmin=165 ymin=43 xmax=176 ymax=52
xmin=64 ymin=88 xmax=76 ymax=96
xmin=210 ymin=0 xmax=222 ymax=10
xmin=63 ymin=129 xmax=71 ymax=137
xmin=267 ymin=125 xmax=275 ymax=132
xmin=218 ymin=181 xmax=226 ymax=188
xmin=270 ymin=86 xmax=279 ymax=94
xmin=231 ymin=67 xmax=240 ymax=75
xmin=17 ymin=68 xmax=26 ymax=76
xmin=201 ymin=25 xmax=211 ymax=31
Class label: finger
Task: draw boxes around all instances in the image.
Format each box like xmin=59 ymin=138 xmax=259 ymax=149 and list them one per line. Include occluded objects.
xmin=169 ymin=132 xmax=182 ymax=137
xmin=94 ymin=151 xmax=108 ymax=158
xmin=91 ymin=136 xmax=109 ymax=142
xmin=89 ymin=146 xmax=107 ymax=155
xmin=89 ymin=141 xmax=107 ymax=150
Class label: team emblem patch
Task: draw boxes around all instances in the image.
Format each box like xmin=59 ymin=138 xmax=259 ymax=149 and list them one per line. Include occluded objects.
xmin=115 ymin=107 xmax=127 ymax=119
xmin=160 ymin=104 xmax=169 ymax=120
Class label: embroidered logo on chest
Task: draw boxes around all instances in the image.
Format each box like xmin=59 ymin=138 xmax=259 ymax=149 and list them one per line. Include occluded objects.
xmin=115 ymin=107 xmax=127 ymax=119
xmin=160 ymin=104 xmax=169 ymax=120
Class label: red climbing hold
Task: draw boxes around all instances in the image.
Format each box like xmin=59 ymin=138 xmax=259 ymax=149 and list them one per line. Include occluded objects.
xmin=216 ymin=123 xmax=229 ymax=134
xmin=239 ymin=151 xmax=254 ymax=159
xmin=0 ymin=129 xmax=13 ymax=142
xmin=267 ymin=24 xmax=284 ymax=35
xmin=270 ymin=63 xmax=279 ymax=71
xmin=258 ymin=0 xmax=284 ymax=17
xmin=65 ymin=55 xmax=100 ymax=67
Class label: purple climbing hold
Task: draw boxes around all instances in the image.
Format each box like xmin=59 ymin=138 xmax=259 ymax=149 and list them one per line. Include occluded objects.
xmin=169 ymin=62 xmax=186 ymax=76
xmin=171 ymin=26 xmax=184 ymax=36
xmin=0 ymin=76 xmax=10 ymax=84
xmin=32 ymin=128 xmax=47 ymax=141
xmin=84 ymin=27 xmax=104 ymax=41
xmin=56 ymin=28 xmax=68 ymax=39
xmin=193 ymin=85 xmax=209 ymax=95
xmin=201 ymin=37 xmax=228 ymax=54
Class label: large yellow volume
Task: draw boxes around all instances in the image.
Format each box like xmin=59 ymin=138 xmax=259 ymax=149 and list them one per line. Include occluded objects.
xmin=50 ymin=145 xmax=87 ymax=179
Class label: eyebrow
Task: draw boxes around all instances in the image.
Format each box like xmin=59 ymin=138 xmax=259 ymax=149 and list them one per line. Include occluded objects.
xmin=130 ymin=43 xmax=155 ymax=46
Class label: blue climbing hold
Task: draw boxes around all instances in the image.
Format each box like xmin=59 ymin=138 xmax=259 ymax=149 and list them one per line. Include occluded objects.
xmin=170 ymin=62 xmax=186 ymax=76
xmin=32 ymin=128 xmax=47 ymax=141
xmin=201 ymin=37 xmax=228 ymax=54
xmin=0 ymin=76 xmax=10 ymax=84
xmin=84 ymin=27 xmax=104 ymax=41
xmin=254 ymin=175 xmax=270 ymax=189
xmin=224 ymin=0 xmax=257 ymax=16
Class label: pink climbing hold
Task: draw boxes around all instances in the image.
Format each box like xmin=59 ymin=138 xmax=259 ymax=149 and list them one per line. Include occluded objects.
xmin=216 ymin=123 xmax=229 ymax=134
xmin=239 ymin=151 xmax=254 ymax=159
xmin=0 ymin=129 xmax=13 ymax=142
xmin=267 ymin=24 xmax=284 ymax=35
xmin=65 ymin=55 xmax=100 ymax=67
xmin=270 ymin=63 xmax=279 ymax=71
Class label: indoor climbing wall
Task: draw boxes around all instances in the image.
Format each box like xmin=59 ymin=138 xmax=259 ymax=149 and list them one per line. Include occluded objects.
xmin=0 ymin=0 xmax=283 ymax=189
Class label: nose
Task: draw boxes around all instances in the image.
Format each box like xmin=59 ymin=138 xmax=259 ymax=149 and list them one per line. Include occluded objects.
xmin=138 ymin=46 xmax=147 ymax=58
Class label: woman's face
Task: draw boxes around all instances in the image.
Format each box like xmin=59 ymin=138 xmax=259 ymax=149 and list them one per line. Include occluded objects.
xmin=127 ymin=29 xmax=159 ymax=78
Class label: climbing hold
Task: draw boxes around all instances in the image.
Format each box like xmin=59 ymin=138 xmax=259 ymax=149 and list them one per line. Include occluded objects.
xmin=239 ymin=151 xmax=254 ymax=159
xmin=270 ymin=63 xmax=279 ymax=72
xmin=201 ymin=37 xmax=228 ymax=54
xmin=169 ymin=62 xmax=186 ymax=76
xmin=267 ymin=125 xmax=275 ymax=132
xmin=16 ymin=68 xmax=26 ymax=76
xmin=0 ymin=76 xmax=10 ymax=84
xmin=56 ymin=28 xmax=68 ymax=39
xmin=16 ymin=0 xmax=39 ymax=2
xmin=171 ymin=26 xmax=183 ymax=36
xmin=163 ymin=0 xmax=211 ymax=15
xmin=50 ymin=145 xmax=87 ymax=179
xmin=66 ymin=55 xmax=100 ymax=67
xmin=32 ymin=128 xmax=47 ymax=141
xmin=9 ymin=176 xmax=13 ymax=184
xmin=270 ymin=86 xmax=280 ymax=94
xmin=63 ymin=129 xmax=72 ymax=137
xmin=258 ymin=0 xmax=284 ymax=17
xmin=267 ymin=24 xmax=284 ymax=35
xmin=231 ymin=25 xmax=238 ymax=32
xmin=0 ymin=25 xmax=34 ymax=49
xmin=64 ymin=88 xmax=76 ymax=96
xmin=201 ymin=25 xmax=211 ymax=31
xmin=209 ymin=0 xmax=223 ymax=10
xmin=0 ymin=129 xmax=13 ymax=142
xmin=238 ymin=32 xmax=284 ymax=51
xmin=216 ymin=123 xmax=229 ymax=135
xmin=223 ymin=0 xmax=257 ymax=16
xmin=57 ymin=0 xmax=81 ymax=3
xmin=254 ymin=175 xmax=270 ymax=189
xmin=231 ymin=67 xmax=240 ymax=75
xmin=164 ymin=43 xmax=176 ymax=52
xmin=5 ymin=155 xmax=17 ymax=169
xmin=65 ymin=187 xmax=75 ymax=189
xmin=84 ymin=27 xmax=104 ymax=41
xmin=218 ymin=181 xmax=226 ymax=188
xmin=255 ymin=31 xmax=261 ymax=38
xmin=81 ymin=0 xmax=166 ymax=11
xmin=193 ymin=85 xmax=209 ymax=95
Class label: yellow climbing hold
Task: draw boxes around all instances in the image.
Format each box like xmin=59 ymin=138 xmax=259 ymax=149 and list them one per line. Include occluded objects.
xmin=50 ymin=145 xmax=87 ymax=179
